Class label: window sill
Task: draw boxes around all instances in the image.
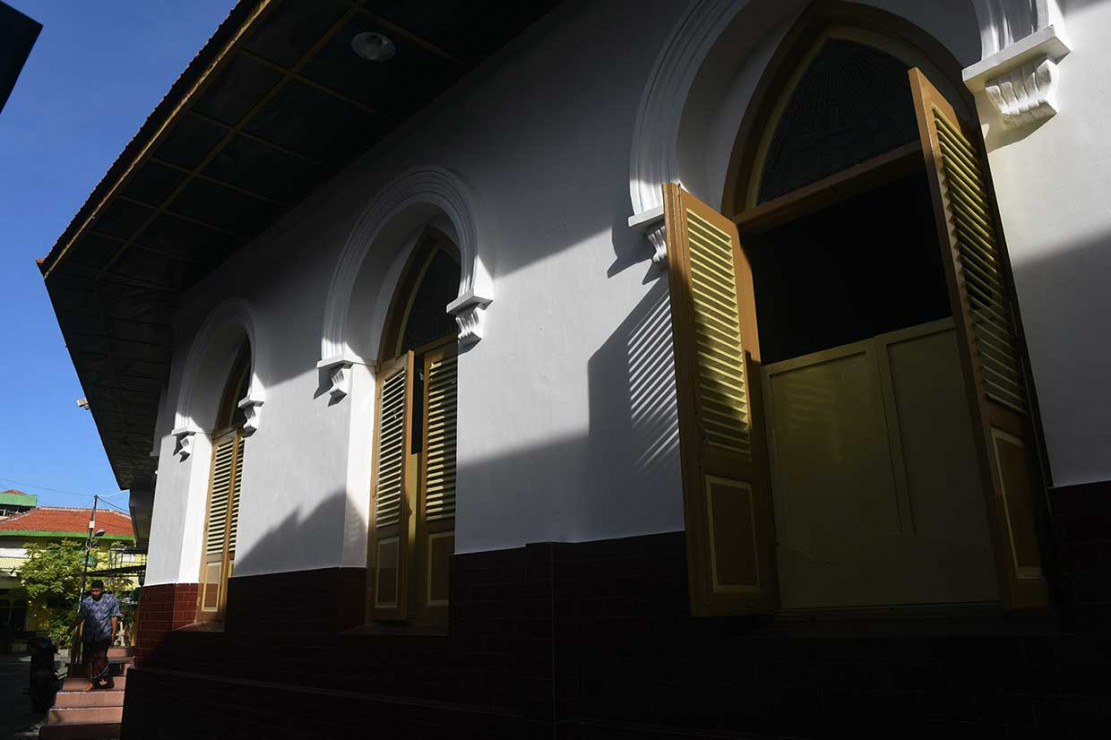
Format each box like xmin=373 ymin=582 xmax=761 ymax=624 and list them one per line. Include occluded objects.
xmin=341 ymin=622 xmax=449 ymax=638
xmin=173 ymin=620 xmax=225 ymax=633
xmin=758 ymin=601 xmax=1061 ymax=637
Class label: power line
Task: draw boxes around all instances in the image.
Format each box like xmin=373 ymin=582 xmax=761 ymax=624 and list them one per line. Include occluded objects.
xmin=97 ymin=498 xmax=131 ymax=514
xmin=0 ymin=475 xmax=126 ymax=501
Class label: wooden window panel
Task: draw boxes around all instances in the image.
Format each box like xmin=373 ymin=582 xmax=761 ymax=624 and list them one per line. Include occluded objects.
xmin=367 ymin=352 xmax=416 ymax=622
xmin=909 ymin=67 xmax=1048 ymax=609
xmin=197 ymin=429 xmax=244 ymax=623
xmin=663 ymin=182 xmax=778 ymax=616
xmin=409 ymin=342 xmax=458 ymax=626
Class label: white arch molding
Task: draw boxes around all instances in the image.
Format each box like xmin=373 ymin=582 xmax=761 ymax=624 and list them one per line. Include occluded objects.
xmin=318 ymin=166 xmax=492 ymax=399
xmin=171 ymin=297 xmax=265 ymax=459
xmin=628 ymin=0 xmax=1071 ymax=255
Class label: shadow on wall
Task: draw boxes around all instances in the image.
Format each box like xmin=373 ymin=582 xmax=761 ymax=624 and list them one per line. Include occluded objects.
xmin=587 ymin=276 xmax=681 ymax=487
xmin=233 ymin=490 xmax=356 ymax=584
xmin=453 ymin=278 xmax=683 ymax=549
xmin=1008 ymin=228 xmax=1111 ymax=485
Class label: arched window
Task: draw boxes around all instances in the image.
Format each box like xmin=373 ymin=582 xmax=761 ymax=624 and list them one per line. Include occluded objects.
xmin=663 ymin=8 xmax=1048 ymax=617
xmin=197 ymin=341 xmax=250 ymax=623
xmin=368 ymin=230 xmax=460 ymax=626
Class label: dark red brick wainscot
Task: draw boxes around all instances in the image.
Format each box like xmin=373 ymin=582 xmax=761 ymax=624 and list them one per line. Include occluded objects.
xmin=124 ymin=525 xmax=1111 ymax=739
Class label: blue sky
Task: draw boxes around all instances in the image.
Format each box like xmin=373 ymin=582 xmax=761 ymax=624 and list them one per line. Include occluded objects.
xmin=0 ymin=1 xmax=236 ymax=511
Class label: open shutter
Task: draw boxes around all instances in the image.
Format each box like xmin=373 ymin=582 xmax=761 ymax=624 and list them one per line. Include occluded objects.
xmin=414 ymin=343 xmax=458 ymax=624
xmin=663 ymin=182 xmax=777 ymax=616
xmin=908 ymin=68 xmax=1048 ymax=609
xmin=198 ymin=431 xmax=241 ymax=622
xmin=227 ymin=432 xmax=245 ymax=575
xmin=368 ymin=352 xmax=415 ymax=621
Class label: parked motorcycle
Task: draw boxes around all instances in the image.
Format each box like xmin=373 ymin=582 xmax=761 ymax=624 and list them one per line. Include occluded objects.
xmin=27 ymin=636 xmax=63 ymax=714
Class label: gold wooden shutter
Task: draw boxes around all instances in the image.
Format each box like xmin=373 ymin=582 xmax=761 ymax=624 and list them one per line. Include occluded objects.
xmin=663 ymin=182 xmax=777 ymax=616
xmin=414 ymin=343 xmax=458 ymax=625
xmin=909 ymin=68 xmax=1048 ymax=609
xmin=227 ymin=432 xmax=245 ymax=575
xmin=368 ymin=352 xmax=415 ymax=621
xmin=198 ymin=431 xmax=240 ymax=622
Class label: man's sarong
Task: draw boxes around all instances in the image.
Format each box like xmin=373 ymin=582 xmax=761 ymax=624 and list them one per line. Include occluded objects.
xmin=84 ymin=639 xmax=112 ymax=688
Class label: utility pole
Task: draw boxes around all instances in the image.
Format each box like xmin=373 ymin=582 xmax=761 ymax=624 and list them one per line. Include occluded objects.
xmin=79 ymin=495 xmax=99 ymax=601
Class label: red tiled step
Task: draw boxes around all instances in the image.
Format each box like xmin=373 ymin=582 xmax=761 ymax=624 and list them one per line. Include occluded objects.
xmin=68 ymin=656 xmax=133 ymax=678
xmin=40 ymin=707 xmax=122 ymax=740
xmin=106 ymin=647 xmax=134 ymax=659
xmin=61 ymin=676 xmax=127 ymax=691
xmin=54 ymin=689 xmax=125 ymax=708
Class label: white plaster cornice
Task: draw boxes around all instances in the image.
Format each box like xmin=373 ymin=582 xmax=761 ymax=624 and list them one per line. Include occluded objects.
xmin=237 ymin=392 xmax=265 ymax=436
xmin=316 ymin=352 xmax=366 ymax=402
xmin=171 ymin=424 xmax=202 ymax=461
xmin=965 ymin=3 xmax=1070 ymax=130
xmin=447 ymin=288 xmax=494 ymax=347
xmin=628 ymin=205 xmax=667 ymax=265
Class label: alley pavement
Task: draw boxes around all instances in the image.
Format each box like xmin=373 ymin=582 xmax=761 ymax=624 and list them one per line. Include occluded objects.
xmin=0 ymin=652 xmax=47 ymax=739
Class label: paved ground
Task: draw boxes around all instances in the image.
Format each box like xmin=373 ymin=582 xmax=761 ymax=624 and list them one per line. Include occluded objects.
xmin=0 ymin=653 xmax=48 ymax=739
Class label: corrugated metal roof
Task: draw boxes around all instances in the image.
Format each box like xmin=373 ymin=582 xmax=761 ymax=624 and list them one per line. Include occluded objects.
xmin=0 ymin=489 xmax=38 ymax=507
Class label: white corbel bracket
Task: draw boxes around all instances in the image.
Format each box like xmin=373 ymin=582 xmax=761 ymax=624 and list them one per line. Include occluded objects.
xmin=628 ymin=204 xmax=667 ymax=265
xmin=316 ymin=352 xmax=363 ymax=402
xmin=447 ymin=289 xmax=493 ymax=347
xmin=171 ymin=424 xmax=202 ymax=460
xmin=963 ymin=25 xmax=1070 ymax=130
xmin=237 ymin=395 xmax=265 ymax=436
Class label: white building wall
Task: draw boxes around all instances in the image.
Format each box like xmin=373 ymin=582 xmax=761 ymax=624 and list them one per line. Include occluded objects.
xmin=145 ymin=0 xmax=687 ymax=585
xmin=978 ymin=0 xmax=1111 ymax=488
xmin=144 ymin=0 xmax=1111 ymax=586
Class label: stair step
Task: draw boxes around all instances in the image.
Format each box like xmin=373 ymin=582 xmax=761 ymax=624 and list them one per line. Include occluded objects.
xmin=106 ymin=647 xmax=134 ymax=659
xmin=47 ymin=706 xmax=122 ymax=726
xmin=67 ymin=660 xmax=129 ymax=678
xmin=54 ymin=690 xmax=125 ymax=708
xmin=39 ymin=722 xmax=121 ymax=740
xmin=62 ymin=677 xmax=127 ymax=691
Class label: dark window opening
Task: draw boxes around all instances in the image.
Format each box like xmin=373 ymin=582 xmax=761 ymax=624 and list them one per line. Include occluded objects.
xmin=398 ymin=244 xmax=460 ymax=455
xmin=745 ymin=170 xmax=951 ymax=365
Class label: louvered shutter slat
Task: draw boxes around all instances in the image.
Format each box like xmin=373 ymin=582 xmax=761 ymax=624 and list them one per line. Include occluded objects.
xmin=686 ymin=209 xmax=753 ymax=455
xmin=374 ymin=367 xmax=409 ymax=529
xmin=228 ymin=435 xmax=244 ymax=557
xmin=931 ymin=105 xmax=1027 ymax=413
xmin=423 ymin=354 xmax=457 ymax=522
xmin=205 ymin=438 xmax=236 ymax=555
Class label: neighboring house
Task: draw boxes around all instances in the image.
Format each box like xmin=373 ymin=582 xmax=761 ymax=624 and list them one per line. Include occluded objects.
xmin=0 ymin=491 xmax=37 ymax=632
xmin=37 ymin=1 xmax=1111 ymax=738
xmin=0 ymin=507 xmax=135 ymax=631
xmin=0 ymin=0 xmax=41 ymax=115
xmin=0 ymin=488 xmax=37 ymax=518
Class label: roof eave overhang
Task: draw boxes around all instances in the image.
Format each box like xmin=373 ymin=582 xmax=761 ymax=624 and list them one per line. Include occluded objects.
xmin=40 ymin=0 xmax=562 ymax=490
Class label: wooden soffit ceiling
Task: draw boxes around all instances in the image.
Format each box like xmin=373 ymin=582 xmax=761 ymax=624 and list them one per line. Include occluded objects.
xmin=40 ymin=0 xmax=560 ymax=489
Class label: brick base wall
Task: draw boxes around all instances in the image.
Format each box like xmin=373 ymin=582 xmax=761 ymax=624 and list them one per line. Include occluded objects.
xmin=125 ymin=524 xmax=1111 ymax=739
xmin=1052 ymin=480 xmax=1111 ymax=629
xmin=133 ymin=583 xmax=198 ymax=664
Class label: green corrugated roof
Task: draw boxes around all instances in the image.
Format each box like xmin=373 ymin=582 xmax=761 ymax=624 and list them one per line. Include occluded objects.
xmin=0 ymin=490 xmax=37 ymax=507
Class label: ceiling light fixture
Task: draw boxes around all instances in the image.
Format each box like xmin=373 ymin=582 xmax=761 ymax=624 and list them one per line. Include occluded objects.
xmin=351 ymin=31 xmax=396 ymax=62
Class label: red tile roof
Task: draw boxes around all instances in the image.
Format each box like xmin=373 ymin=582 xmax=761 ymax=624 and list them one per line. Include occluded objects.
xmin=0 ymin=507 xmax=133 ymax=539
